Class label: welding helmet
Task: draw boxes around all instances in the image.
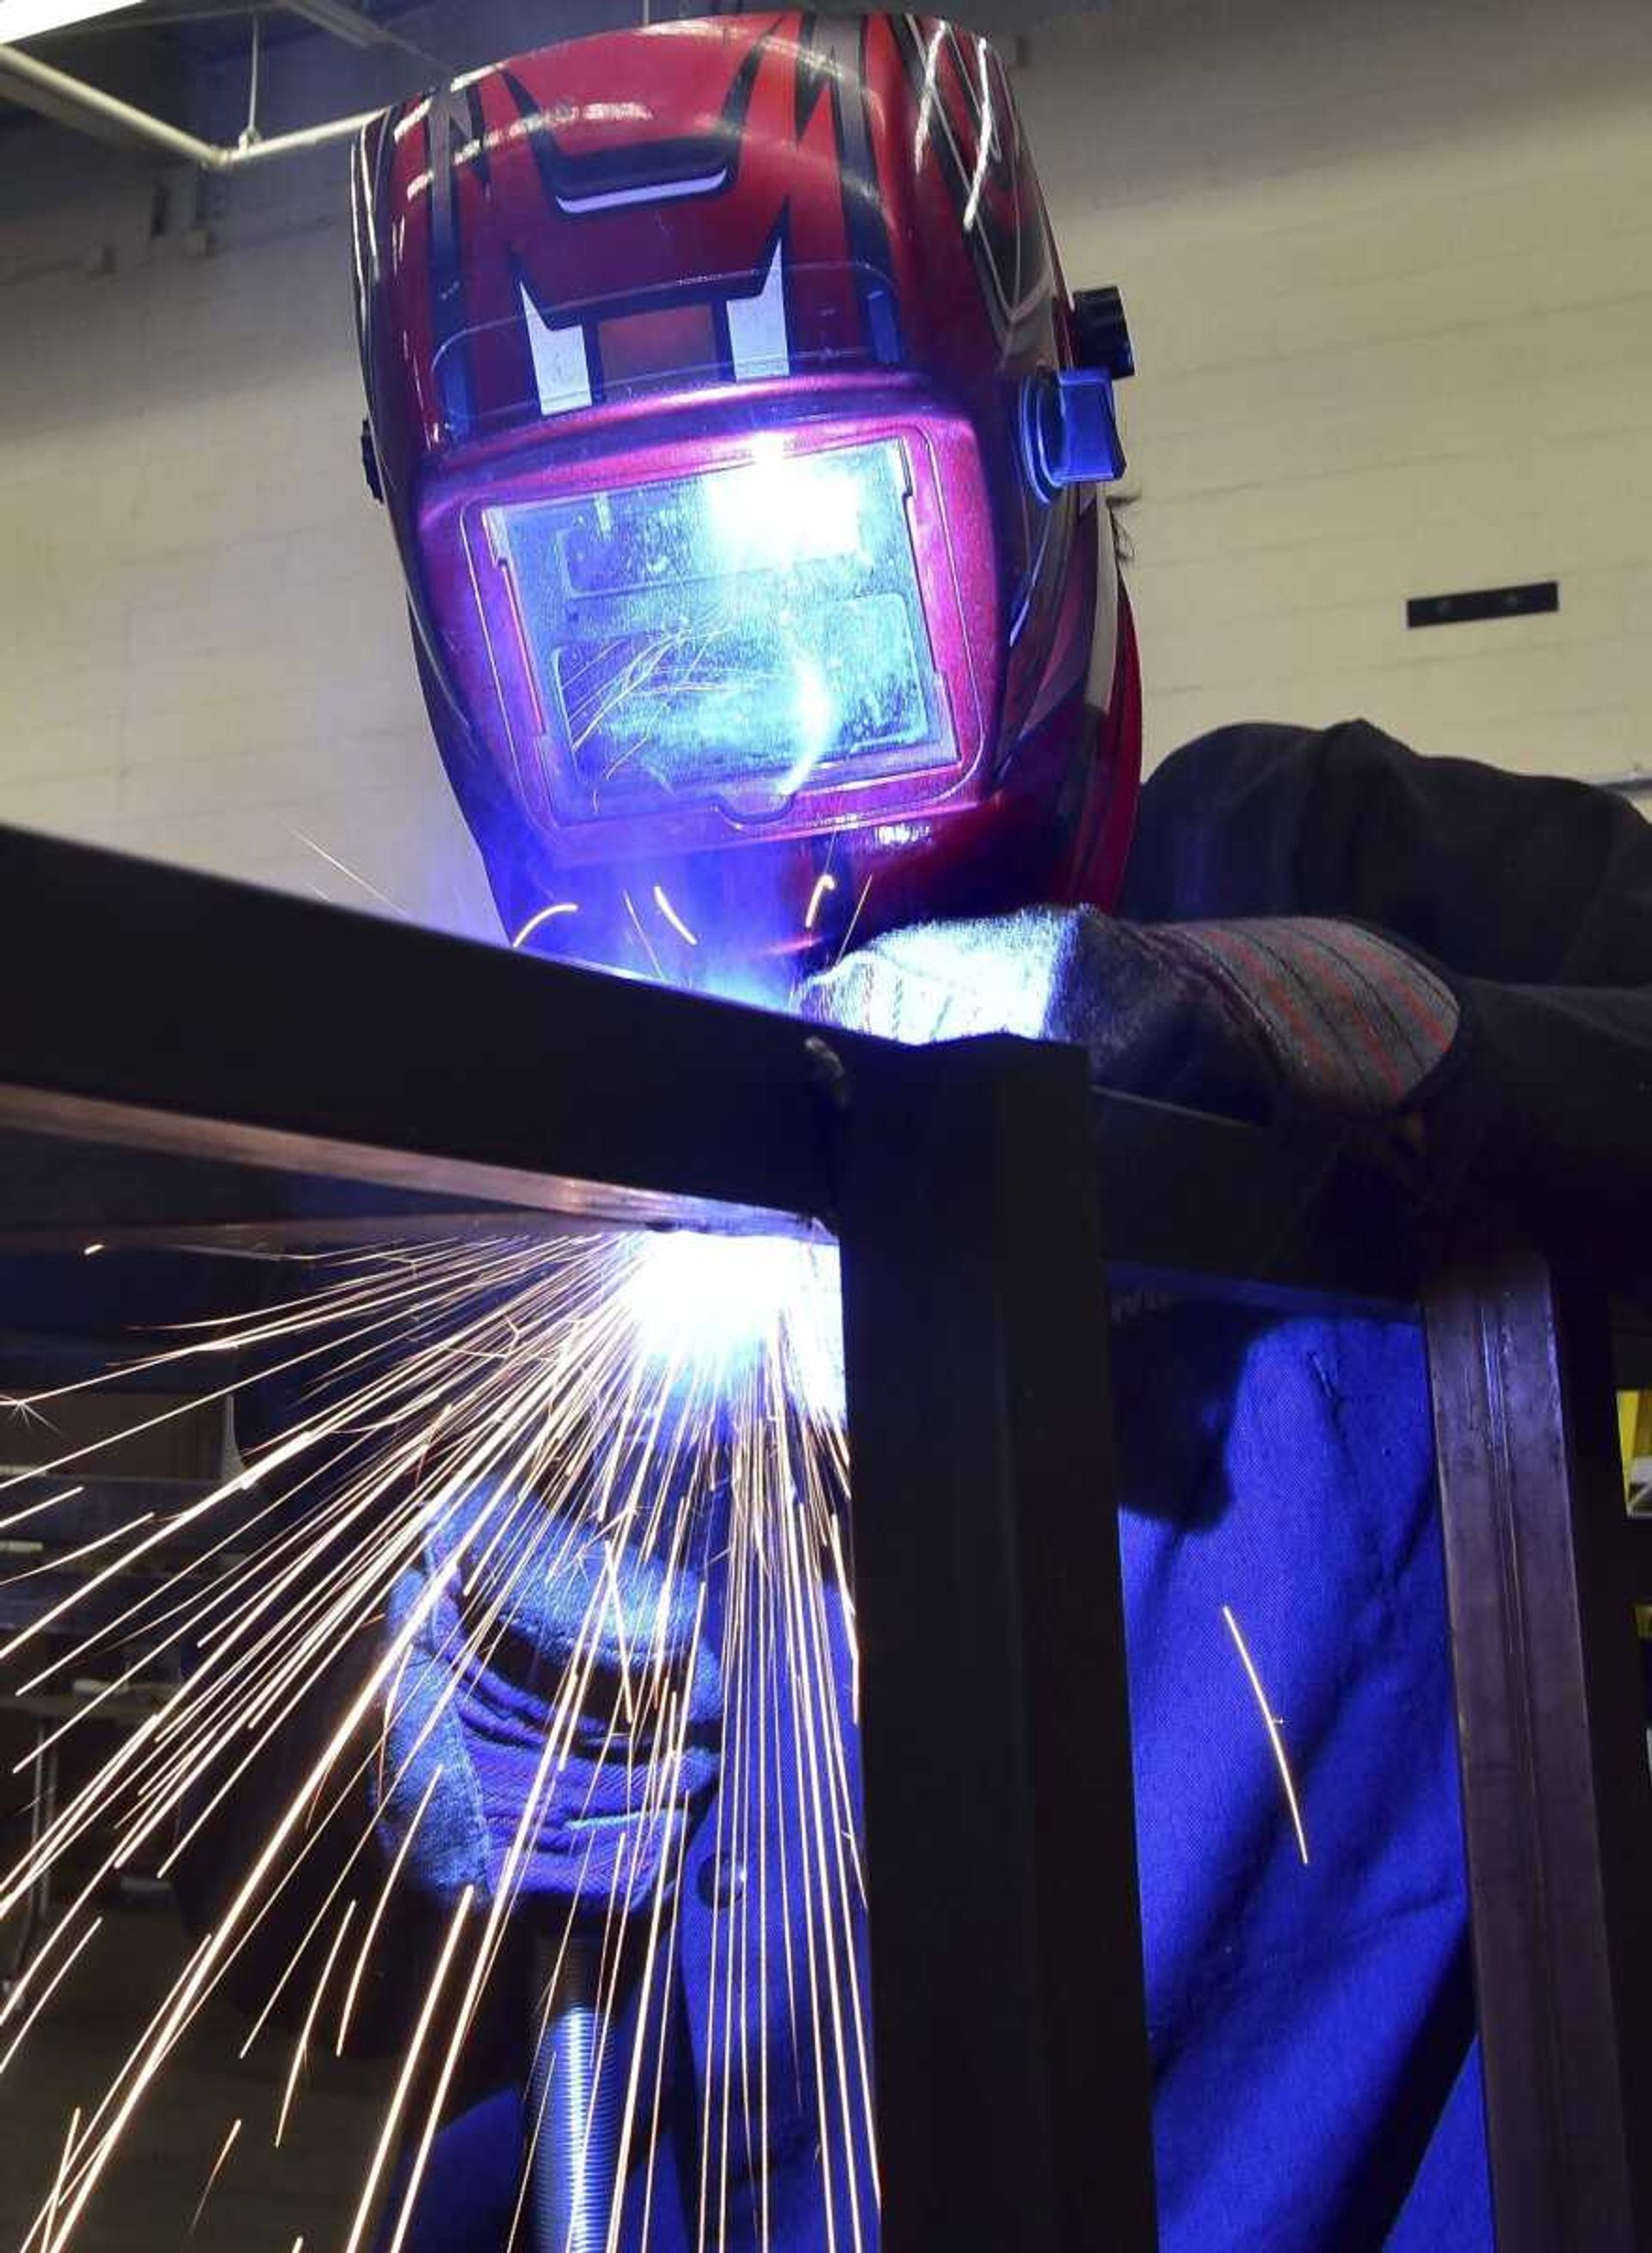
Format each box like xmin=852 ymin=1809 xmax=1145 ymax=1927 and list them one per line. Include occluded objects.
xmin=354 ymin=12 xmax=1139 ymax=996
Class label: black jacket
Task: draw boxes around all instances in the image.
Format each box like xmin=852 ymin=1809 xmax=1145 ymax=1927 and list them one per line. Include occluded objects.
xmin=1123 ymin=718 xmax=1652 ymax=1278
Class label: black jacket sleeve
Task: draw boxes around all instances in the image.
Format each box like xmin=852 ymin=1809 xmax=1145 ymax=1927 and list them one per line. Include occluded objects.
xmin=1120 ymin=719 xmax=1652 ymax=1278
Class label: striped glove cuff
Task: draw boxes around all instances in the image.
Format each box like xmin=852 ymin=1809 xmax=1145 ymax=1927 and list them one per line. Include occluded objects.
xmin=1132 ymin=917 xmax=1462 ymax=1120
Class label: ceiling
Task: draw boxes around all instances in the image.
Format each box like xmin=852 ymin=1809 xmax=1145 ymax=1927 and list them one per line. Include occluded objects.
xmin=0 ymin=0 xmax=541 ymax=155
xmin=0 ymin=0 xmax=1105 ymax=165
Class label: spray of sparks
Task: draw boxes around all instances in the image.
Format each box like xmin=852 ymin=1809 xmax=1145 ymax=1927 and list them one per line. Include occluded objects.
xmin=0 ymin=1225 xmax=872 ymax=2251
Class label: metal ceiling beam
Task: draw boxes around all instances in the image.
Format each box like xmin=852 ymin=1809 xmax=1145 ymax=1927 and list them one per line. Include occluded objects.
xmin=0 ymin=33 xmax=380 ymax=163
xmin=276 ymin=0 xmax=446 ymax=69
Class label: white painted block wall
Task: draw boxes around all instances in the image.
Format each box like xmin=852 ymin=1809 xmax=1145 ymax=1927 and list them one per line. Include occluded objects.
xmin=0 ymin=0 xmax=1646 ymax=937
xmin=0 ymin=200 xmax=499 ymax=935
xmin=1019 ymin=0 xmax=1652 ymax=780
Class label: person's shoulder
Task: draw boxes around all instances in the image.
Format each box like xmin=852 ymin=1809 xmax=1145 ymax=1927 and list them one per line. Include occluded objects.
xmin=1123 ymin=719 xmax=1430 ymax=920
xmin=1154 ymin=718 xmax=1625 ymax=812
xmin=1146 ymin=717 xmax=1413 ymax=798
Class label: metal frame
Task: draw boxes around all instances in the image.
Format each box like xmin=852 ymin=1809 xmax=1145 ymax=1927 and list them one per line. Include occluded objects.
xmin=1 ymin=823 xmax=1649 ymax=2249
xmin=834 ymin=1032 xmax=1156 ymax=2250
xmin=1426 ymin=1260 xmax=1652 ymax=2251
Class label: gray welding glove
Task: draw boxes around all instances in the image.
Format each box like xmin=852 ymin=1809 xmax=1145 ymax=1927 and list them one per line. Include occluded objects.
xmin=798 ymin=909 xmax=1463 ymax=1125
xmin=375 ymin=1483 xmax=722 ymax=1913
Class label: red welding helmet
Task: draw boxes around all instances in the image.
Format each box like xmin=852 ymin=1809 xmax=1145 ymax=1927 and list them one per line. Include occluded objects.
xmin=354 ymin=11 xmax=1139 ymax=997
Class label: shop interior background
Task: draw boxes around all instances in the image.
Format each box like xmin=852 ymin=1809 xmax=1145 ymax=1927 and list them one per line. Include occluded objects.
xmin=3 ymin=0 xmax=1648 ymax=945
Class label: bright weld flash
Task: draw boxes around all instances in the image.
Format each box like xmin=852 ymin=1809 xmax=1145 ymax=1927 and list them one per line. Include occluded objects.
xmin=489 ymin=437 xmax=938 ymax=829
xmin=622 ymin=1231 xmax=843 ymax=1415
xmin=704 ymin=437 xmax=866 ymax=569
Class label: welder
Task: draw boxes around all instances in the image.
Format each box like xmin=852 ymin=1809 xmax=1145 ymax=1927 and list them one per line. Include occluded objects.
xmin=349 ymin=12 xmax=1652 ymax=2248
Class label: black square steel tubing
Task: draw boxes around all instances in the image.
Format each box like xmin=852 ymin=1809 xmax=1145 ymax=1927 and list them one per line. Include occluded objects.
xmin=1425 ymin=1256 xmax=1652 ymax=2253
xmin=28 ymin=820 xmax=1652 ymax=2250
xmin=827 ymin=1028 xmax=1157 ymax=2253
xmin=0 ymin=824 xmax=1162 ymax=2243
xmin=0 ymin=826 xmax=834 ymax=1238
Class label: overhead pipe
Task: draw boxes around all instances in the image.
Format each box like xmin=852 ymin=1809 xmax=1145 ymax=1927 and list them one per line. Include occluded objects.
xmin=0 ymin=35 xmax=382 ymax=167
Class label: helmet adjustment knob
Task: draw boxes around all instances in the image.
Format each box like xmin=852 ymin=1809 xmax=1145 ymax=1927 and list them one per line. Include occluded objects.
xmin=1071 ymin=284 xmax=1135 ymax=380
xmin=1022 ymin=367 xmax=1126 ymax=495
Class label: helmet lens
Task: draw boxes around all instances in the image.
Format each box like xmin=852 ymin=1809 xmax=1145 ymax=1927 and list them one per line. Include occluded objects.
xmin=480 ymin=440 xmax=953 ymax=826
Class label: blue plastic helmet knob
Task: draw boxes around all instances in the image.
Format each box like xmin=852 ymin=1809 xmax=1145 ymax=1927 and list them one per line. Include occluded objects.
xmin=1022 ymin=367 xmax=1127 ymax=497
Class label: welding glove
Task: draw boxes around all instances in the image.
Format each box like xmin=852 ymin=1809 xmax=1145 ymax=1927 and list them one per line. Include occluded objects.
xmin=799 ymin=909 xmax=1462 ymax=1125
xmin=374 ymin=1483 xmax=722 ymax=1912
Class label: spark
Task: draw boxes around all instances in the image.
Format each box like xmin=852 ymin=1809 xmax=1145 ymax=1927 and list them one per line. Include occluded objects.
xmin=336 ymin=1762 xmax=443 ymax=2057
xmin=0 ymin=1917 xmax=101 ymax=2079
xmin=610 ymin=1670 xmax=700 ymax=2253
xmin=804 ymin=872 xmax=838 ymax=932
xmin=0 ymin=1515 xmax=151 ymax=1594
xmin=81 ymin=1244 xmax=103 ymax=1257
xmin=0 ymin=1225 xmax=870 ymax=2249
xmin=188 ymin=2118 xmax=241 ymax=2236
xmin=833 ymin=876 xmax=876 ymax=969
xmin=621 ymin=889 xmax=667 ymax=980
xmin=341 ymin=1887 xmax=476 ymax=2253
xmin=0 ymin=1496 xmax=84 ymax=1586
xmin=376 ymin=1655 xmax=589 ymax=2253
xmin=1221 ymin=1602 xmax=1310 ymax=1865
xmin=652 ymin=883 xmax=699 ymax=947
xmin=510 ymin=901 xmax=580 ymax=948
xmin=288 ymin=829 xmax=403 ymax=917
xmin=274 ymin=1899 xmax=356 ymax=2146
xmin=42 ymin=2107 xmax=80 ymax=2253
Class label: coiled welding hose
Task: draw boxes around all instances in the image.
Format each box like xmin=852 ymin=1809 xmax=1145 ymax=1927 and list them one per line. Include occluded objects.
xmin=527 ymin=1926 xmax=632 ymax=2253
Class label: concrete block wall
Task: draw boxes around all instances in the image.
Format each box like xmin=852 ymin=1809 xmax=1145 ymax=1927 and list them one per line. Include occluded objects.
xmin=0 ymin=201 xmax=498 ymax=936
xmin=1020 ymin=0 xmax=1652 ymax=779
xmin=0 ymin=0 xmax=1646 ymax=938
